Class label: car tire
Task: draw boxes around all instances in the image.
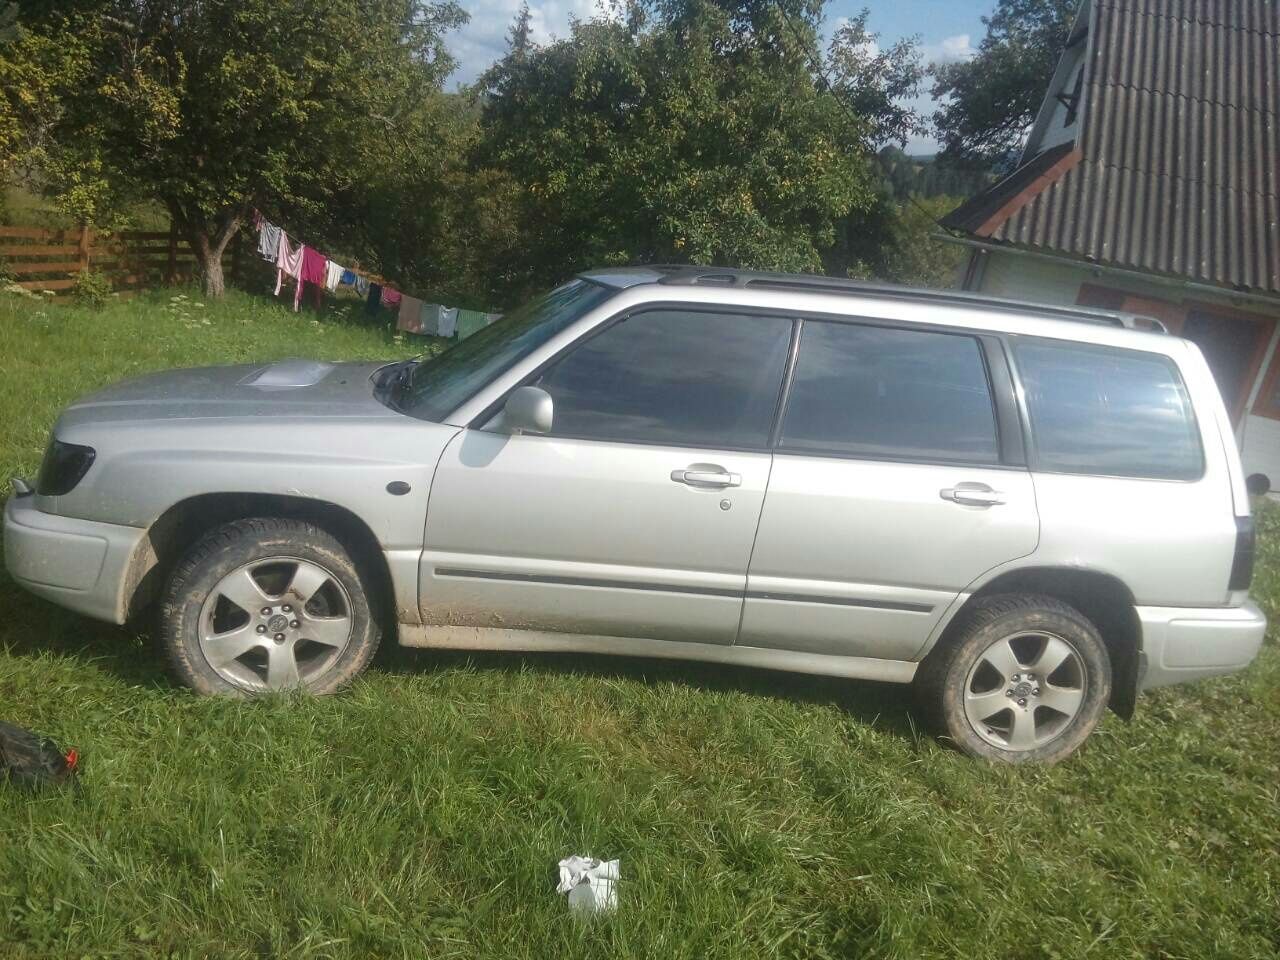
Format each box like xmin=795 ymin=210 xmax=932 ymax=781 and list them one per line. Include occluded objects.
xmin=158 ymin=517 xmax=381 ymax=696
xmin=915 ymin=594 xmax=1111 ymax=764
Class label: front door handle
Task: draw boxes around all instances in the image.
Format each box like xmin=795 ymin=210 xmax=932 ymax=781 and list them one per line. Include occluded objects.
xmin=671 ymin=465 xmax=742 ymax=488
xmin=940 ymin=483 xmax=1006 ymax=507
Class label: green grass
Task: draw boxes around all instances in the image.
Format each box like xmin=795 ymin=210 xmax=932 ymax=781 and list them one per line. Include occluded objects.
xmin=1 ymin=288 xmax=1277 ymax=959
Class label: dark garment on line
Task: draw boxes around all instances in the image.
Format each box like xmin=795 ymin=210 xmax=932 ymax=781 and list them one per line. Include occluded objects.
xmin=366 ymin=283 xmax=383 ymax=314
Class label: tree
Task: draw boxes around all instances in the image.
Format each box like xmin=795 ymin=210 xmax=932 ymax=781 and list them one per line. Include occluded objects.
xmin=930 ymin=0 xmax=1076 ymax=168
xmin=837 ymin=192 xmax=967 ymax=288
xmin=0 ymin=4 xmax=89 ymax=194
xmin=6 ymin=0 xmax=466 ymax=296
xmin=477 ymin=0 xmax=925 ymax=299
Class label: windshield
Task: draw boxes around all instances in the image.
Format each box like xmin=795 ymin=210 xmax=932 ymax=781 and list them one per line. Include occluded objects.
xmin=397 ymin=279 xmax=615 ymax=422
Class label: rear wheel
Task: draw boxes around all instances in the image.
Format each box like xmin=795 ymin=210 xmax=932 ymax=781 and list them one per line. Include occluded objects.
xmin=158 ymin=518 xmax=381 ymax=695
xmin=916 ymin=594 xmax=1112 ymax=764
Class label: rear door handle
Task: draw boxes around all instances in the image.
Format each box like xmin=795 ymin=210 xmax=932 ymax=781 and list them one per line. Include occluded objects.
xmin=671 ymin=465 xmax=742 ymax=488
xmin=940 ymin=483 xmax=1006 ymax=507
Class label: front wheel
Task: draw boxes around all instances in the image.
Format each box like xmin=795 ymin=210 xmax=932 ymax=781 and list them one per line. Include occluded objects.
xmin=915 ymin=594 xmax=1112 ymax=764
xmin=158 ymin=517 xmax=381 ymax=695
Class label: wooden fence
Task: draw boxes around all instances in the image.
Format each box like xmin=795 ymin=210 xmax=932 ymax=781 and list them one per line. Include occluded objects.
xmin=0 ymin=223 xmax=242 ymax=300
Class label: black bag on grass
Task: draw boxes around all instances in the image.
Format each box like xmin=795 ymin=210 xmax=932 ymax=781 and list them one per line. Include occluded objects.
xmin=0 ymin=721 xmax=78 ymax=788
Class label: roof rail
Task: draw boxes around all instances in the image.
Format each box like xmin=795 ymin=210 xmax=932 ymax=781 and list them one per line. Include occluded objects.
xmin=639 ymin=265 xmax=1168 ymax=334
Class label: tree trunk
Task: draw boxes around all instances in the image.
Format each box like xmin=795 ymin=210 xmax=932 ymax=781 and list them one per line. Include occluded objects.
xmin=197 ymin=246 xmax=226 ymax=297
xmin=169 ymin=200 xmax=248 ymax=299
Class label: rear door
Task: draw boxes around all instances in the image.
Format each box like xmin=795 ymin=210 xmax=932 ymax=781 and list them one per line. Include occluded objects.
xmin=420 ymin=307 xmax=794 ymax=645
xmin=740 ymin=318 xmax=1039 ymax=661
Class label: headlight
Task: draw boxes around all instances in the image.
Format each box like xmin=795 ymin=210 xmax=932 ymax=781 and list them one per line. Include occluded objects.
xmin=36 ymin=439 xmax=96 ymax=495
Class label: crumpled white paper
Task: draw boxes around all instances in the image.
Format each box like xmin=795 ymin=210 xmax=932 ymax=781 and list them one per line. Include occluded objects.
xmin=556 ymin=855 xmax=620 ymax=913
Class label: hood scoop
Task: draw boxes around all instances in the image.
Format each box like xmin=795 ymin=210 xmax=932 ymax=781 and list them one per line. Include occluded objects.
xmin=240 ymin=359 xmax=335 ymax=390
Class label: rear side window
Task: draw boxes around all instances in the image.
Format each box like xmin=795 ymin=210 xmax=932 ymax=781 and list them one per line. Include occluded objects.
xmin=778 ymin=321 xmax=1000 ymax=463
xmin=1014 ymin=339 xmax=1203 ymax=480
xmin=533 ymin=309 xmax=793 ymax=448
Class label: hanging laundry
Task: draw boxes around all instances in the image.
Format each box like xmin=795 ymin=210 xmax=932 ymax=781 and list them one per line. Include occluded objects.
xmin=257 ymin=220 xmax=281 ymax=263
xmin=355 ymin=275 xmax=370 ymax=297
xmin=418 ymin=303 xmax=442 ymax=336
xmin=274 ymin=233 xmax=304 ymax=298
xmin=398 ymin=294 xmax=425 ymax=333
xmin=297 ymin=246 xmax=327 ymax=310
xmin=324 ymin=259 xmax=345 ymax=292
xmin=366 ymin=283 xmax=382 ymax=314
xmin=438 ymin=306 xmax=458 ymax=338
xmin=381 ymin=287 xmax=402 ymax=308
xmin=455 ymin=308 xmax=489 ymax=340
xmin=340 ymin=269 xmax=357 ymax=286
xmin=483 ymin=312 xmax=503 ymax=326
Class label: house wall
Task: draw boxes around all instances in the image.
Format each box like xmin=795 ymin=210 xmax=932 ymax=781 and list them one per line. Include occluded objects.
xmin=974 ymin=249 xmax=1280 ymax=483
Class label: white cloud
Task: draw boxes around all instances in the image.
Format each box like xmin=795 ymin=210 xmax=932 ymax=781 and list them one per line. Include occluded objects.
xmin=922 ymin=33 xmax=975 ymax=65
xmin=447 ymin=0 xmax=602 ymax=87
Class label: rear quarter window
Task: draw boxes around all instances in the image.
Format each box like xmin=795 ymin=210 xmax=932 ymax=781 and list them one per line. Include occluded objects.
xmin=1013 ymin=338 xmax=1204 ymax=481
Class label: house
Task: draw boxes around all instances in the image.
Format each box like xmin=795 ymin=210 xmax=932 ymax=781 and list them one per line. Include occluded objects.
xmin=940 ymin=0 xmax=1280 ymax=483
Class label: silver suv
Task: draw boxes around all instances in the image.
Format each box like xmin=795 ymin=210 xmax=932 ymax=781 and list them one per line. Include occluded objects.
xmin=5 ymin=267 xmax=1266 ymax=762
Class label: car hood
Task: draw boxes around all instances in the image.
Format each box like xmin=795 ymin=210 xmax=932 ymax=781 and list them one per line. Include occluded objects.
xmin=59 ymin=359 xmax=401 ymax=428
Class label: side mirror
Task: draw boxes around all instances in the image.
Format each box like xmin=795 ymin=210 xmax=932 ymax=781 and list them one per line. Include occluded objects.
xmin=501 ymin=386 xmax=554 ymax=435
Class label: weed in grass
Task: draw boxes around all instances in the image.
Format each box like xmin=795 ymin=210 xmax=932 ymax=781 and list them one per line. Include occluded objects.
xmin=0 ymin=287 xmax=1276 ymax=959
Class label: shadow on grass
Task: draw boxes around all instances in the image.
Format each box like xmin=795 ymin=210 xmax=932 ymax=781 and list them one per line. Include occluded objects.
xmin=376 ymin=642 xmax=922 ymax=739
xmin=1 ymin=576 xmax=920 ymax=740
xmin=0 ymin=581 xmax=164 ymax=688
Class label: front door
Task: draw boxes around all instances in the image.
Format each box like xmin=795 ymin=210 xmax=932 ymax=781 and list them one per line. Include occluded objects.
xmin=420 ymin=307 xmax=794 ymax=645
xmin=740 ymin=319 xmax=1039 ymax=661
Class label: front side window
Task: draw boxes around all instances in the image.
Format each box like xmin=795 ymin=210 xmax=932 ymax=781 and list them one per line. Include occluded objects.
xmin=532 ymin=309 xmax=793 ymax=448
xmin=399 ymin=279 xmax=614 ymax=422
xmin=1014 ymin=338 xmax=1203 ymax=480
xmin=778 ymin=321 xmax=1000 ymax=463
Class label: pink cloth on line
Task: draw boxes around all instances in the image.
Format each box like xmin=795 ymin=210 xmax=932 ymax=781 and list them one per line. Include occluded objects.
xmin=274 ymin=233 xmax=303 ymax=300
xmin=296 ymin=246 xmax=328 ymax=310
xmin=380 ymin=287 xmax=402 ymax=307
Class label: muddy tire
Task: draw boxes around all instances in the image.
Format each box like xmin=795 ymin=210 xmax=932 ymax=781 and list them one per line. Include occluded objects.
xmin=158 ymin=517 xmax=380 ymax=696
xmin=915 ymin=594 xmax=1111 ymax=764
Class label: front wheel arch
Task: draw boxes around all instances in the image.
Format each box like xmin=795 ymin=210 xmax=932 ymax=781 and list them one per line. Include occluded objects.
xmin=124 ymin=493 xmax=397 ymax=636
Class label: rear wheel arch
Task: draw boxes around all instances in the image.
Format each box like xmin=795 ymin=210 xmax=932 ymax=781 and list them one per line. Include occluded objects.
xmin=124 ymin=493 xmax=395 ymax=632
xmin=926 ymin=567 xmax=1142 ymax=718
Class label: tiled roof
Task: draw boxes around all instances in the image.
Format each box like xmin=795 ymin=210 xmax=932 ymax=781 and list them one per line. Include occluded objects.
xmin=942 ymin=0 xmax=1280 ymax=297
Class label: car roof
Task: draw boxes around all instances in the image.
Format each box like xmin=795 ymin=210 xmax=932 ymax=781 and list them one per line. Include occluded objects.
xmin=577 ymin=265 xmax=1168 ymax=335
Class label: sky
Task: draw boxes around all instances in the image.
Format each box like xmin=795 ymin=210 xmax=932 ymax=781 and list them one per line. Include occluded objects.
xmin=445 ymin=0 xmax=993 ymax=154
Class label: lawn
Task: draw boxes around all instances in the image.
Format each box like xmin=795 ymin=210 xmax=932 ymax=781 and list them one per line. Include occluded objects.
xmin=0 ymin=287 xmax=1277 ymax=960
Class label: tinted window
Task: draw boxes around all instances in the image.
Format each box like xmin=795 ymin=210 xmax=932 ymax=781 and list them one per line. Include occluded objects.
xmin=400 ymin=279 xmax=613 ymax=422
xmin=533 ymin=310 xmax=792 ymax=447
xmin=1014 ymin=339 xmax=1203 ymax=480
xmin=779 ymin=321 xmax=999 ymax=463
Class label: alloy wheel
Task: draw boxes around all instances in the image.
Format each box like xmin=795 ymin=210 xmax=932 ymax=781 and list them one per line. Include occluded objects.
xmin=962 ymin=630 xmax=1087 ymax=751
xmin=197 ymin=556 xmax=354 ymax=692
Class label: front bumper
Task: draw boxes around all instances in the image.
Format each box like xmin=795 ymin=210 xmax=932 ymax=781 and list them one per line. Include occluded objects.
xmin=1136 ymin=601 xmax=1267 ymax=690
xmin=3 ymin=490 xmax=147 ymax=624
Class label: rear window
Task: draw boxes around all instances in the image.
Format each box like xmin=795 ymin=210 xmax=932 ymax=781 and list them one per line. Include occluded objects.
xmin=1013 ymin=338 xmax=1203 ymax=480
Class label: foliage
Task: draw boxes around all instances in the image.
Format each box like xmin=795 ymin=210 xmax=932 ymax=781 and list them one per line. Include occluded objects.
xmin=0 ymin=3 xmax=89 ymax=187
xmin=930 ymin=0 xmax=1076 ymax=169
xmin=71 ymin=266 xmax=112 ymax=307
xmin=832 ymin=192 xmax=966 ymax=288
xmin=0 ymin=292 xmax=1277 ymax=957
xmin=474 ymin=0 xmax=925 ymax=300
xmin=875 ymin=145 xmax=992 ymax=200
xmin=4 ymin=0 xmax=467 ymax=296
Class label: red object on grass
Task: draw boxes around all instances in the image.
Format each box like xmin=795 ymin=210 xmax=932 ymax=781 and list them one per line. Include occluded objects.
xmin=0 ymin=721 xmax=80 ymax=788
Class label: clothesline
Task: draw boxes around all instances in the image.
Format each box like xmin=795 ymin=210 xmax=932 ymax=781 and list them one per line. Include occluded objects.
xmin=253 ymin=212 xmax=502 ymax=339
